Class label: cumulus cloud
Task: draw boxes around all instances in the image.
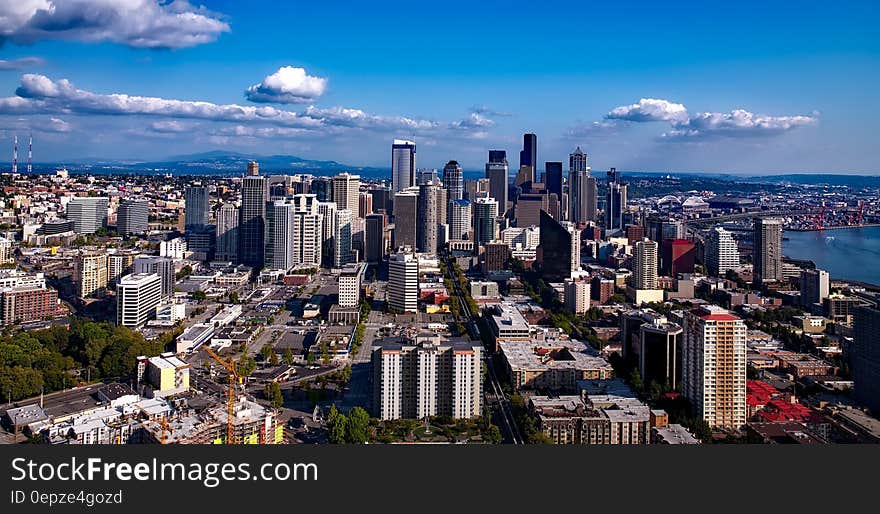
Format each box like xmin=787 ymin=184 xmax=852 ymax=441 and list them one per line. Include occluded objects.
xmin=469 ymin=105 xmax=511 ymax=117
xmin=0 ymin=56 xmax=45 ymax=71
xmin=0 ymin=0 xmax=229 ymax=49
xmin=148 ymin=120 xmax=190 ymax=133
xmin=661 ymin=109 xmax=818 ymax=140
xmin=47 ymin=116 xmax=71 ymax=132
xmin=0 ymin=74 xmax=471 ymax=138
xmin=245 ymin=66 xmax=328 ymax=104
xmin=450 ymin=112 xmax=495 ymax=130
xmin=606 ymin=98 xmax=689 ymax=123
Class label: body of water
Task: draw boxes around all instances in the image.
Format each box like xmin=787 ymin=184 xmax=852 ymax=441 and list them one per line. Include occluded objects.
xmin=783 ymin=226 xmax=880 ymax=286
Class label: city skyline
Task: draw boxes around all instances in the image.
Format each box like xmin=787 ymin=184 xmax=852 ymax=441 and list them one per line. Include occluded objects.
xmin=0 ymin=1 xmax=878 ymax=174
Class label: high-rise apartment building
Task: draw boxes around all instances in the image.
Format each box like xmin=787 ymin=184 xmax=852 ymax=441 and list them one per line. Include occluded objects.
xmin=633 ymin=238 xmax=658 ymax=290
xmin=331 ymin=173 xmax=360 ymax=214
xmin=134 ymin=256 xmax=175 ymax=298
xmin=338 ymin=263 xmax=364 ymax=308
xmin=264 ymin=199 xmax=297 ymax=271
xmin=705 ymin=226 xmax=740 ymax=277
xmin=108 ymin=252 xmax=137 ymax=288
xmin=215 ymin=203 xmax=239 ymax=263
xmin=66 ymin=197 xmax=108 ymax=234
xmin=334 ymin=209 xmax=353 ymax=267
xmin=448 ymin=199 xmax=472 ymax=241
xmin=75 ymin=251 xmax=108 ymax=298
xmin=391 ymin=139 xmax=417 ymax=193
xmin=116 ymin=273 xmax=162 ymax=328
xmin=388 ymin=248 xmax=418 ymax=313
xmin=564 ymin=279 xmax=590 ymax=314
xmin=486 ymin=150 xmax=509 ymax=215
xmin=239 ymin=172 xmax=268 ymax=269
xmin=753 ymin=217 xmax=783 ymax=285
xmin=372 ymin=334 xmax=482 ymax=420
xmin=442 ymin=160 xmax=464 ymax=205
xmin=682 ymin=306 xmax=747 ymax=429
xmin=417 ymin=180 xmax=439 ymax=254
xmin=473 ymin=197 xmax=499 ymax=245
xmin=800 ymin=268 xmax=830 ymax=309
xmin=117 ymin=198 xmax=149 ymax=236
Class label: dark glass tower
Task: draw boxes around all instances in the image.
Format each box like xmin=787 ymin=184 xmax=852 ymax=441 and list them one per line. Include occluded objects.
xmin=519 ymin=133 xmax=537 ymax=170
xmin=239 ymin=173 xmax=268 ymax=269
xmin=537 ymin=210 xmax=574 ymax=282
xmin=544 ymin=161 xmax=563 ymax=198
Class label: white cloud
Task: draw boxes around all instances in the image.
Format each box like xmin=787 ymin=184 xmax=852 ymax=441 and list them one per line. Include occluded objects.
xmin=0 ymin=56 xmax=45 ymax=71
xmin=47 ymin=116 xmax=71 ymax=132
xmin=564 ymin=120 xmax=620 ymax=139
xmin=662 ymin=109 xmax=818 ymax=141
xmin=606 ymin=98 xmax=689 ymax=123
xmin=469 ymin=105 xmax=511 ymax=117
xmin=148 ymin=120 xmax=190 ymax=133
xmin=0 ymin=0 xmax=229 ymax=49
xmin=245 ymin=66 xmax=328 ymax=104
xmin=450 ymin=112 xmax=495 ymax=130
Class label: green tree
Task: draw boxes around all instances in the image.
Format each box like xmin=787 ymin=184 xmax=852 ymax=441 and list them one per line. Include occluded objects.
xmin=307 ymin=351 xmax=316 ymax=366
xmin=191 ymin=290 xmax=207 ymax=302
xmin=236 ymin=355 xmax=257 ymax=377
xmin=260 ymin=345 xmax=273 ymax=362
xmin=486 ymin=424 xmax=502 ymax=444
xmin=347 ymin=406 xmax=370 ymax=444
xmin=326 ymin=404 xmax=348 ymax=444
xmin=629 ymin=368 xmax=644 ymax=394
xmin=269 ymin=351 xmax=280 ymax=366
xmin=176 ymin=265 xmax=193 ymax=280
xmin=283 ymin=347 xmax=295 ymax=366
xmin=228 ymin=292 xmax=240 ymax=304
xmin=321 ymin=345 xmax=330 ymax=366
xmin=264 ymin=382 xmax=284 ymax=409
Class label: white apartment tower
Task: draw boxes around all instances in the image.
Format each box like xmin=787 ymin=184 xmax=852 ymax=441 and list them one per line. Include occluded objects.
xmin=705 ymin=226 xmax=740 ymax=277
xmin=338 ymin=263 xmax=364 ymax=308
xmin=75 ymin=252 xmax=108 ymax=298
xmin=634 ymin=238 xmax=658 ymax=290
xmin=682 ymin=306 xmax=747 ymax=429
xmin=117 ymin=273 xmax=162 ymax=328
xmin=334 ymin=209 xmax=353 ymax=267
xmin=388 ymin=248 xmax=419 ymax=313
xmin=564 ymin=279 xmax=591 ymax=315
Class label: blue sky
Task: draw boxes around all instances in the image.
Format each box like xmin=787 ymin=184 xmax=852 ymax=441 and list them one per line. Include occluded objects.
xmin=0 ymin=0 xmax=878 ymax=173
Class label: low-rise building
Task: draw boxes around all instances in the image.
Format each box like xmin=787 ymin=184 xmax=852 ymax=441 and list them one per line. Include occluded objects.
xmin=500 ymin=340 xmax=613 ymax=391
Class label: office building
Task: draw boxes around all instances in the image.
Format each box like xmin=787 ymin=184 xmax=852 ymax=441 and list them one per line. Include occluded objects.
xmin=116 ymin=273 xmax=162 ymax=328
xmin=514 ymin=193 xmax=548 ymax=227
xmin=483 ymin=241 xmax=511 ymax=273
xmin=239 ymin=173 xmax=268 ymax=269
xmin=682 ymin=306 xmax=747 ymax=429
xmin=310 ymin=177 xmax=332 ymax=202
xmin=358 ymin=192 xmax=373 ymax=218
xmin=442 ymin=160 xmax=464 ymax=204
xmin=365 ymin=213 xmax=386 ymax=264
xmin=519 ymin=133 xmax=537 ymax=183
xmin=564 ymin=279 xmax=590 ymax=314
xmin=753 ymin=218 xmax=783 ymax=284
xmin=633 ymin=238 xmax=658 ymax=290
xmin=215 ymin=203 xmax=239 ymax=263
xmin=486 ymin=150 xmax=510 ymax=215
xmin=331 ymin=173 xmax=360 ymax=214
xmin=338 ymin=263 xmax=365 ymax=308
xmin=538 ymin=210 xmax=580 ymax=282
xmin=852 ymin=306 xmax=880 ymax=413
xmin=264 ymin=199 xmax=297 ymax=270
xmin=334 ymin=209 xmax=353 ymax=267
xmin=661 ymin=239 xmax=696 ymax=277
xmin=134 ymin=256 xmax=175 ymax=298
xmin=464 ymin=178 xmax=490 ymax=201
xmin=544 ymin=161 xmax=563 ymax=199
xmin=705 ymin=226 xmax=740 ymax=277
xmin=75 ymin=252 xmax=108 ymax=298
xmin=473 ymin=197 xmax=499 ymax=245
xmin=591 ymin=276 xmax=615 ymax=304
xmin=388 ymin=248 xmax=418 ymax=313
xmin=66 ymin=197 xmax=108 ymax=234
xmin=108 ymin=252 xmax=136 ymax=288
xmin=391 ymin=139 xmax=417 ymax=193
xmin=639 ymin=318 xmax=683 ymax=390
xmin=368 ymin=186 xmax=391 ymax=214
xmin=800 ymin=269 xmax=830 ymax=309
xmin=448 ymin=199 xmax=471 ymax=241
xmin=417 ymin=180 xmax=439 ymax=254
xmin=569 ymin=148 xmax=597 ymax=224
xmin=569 ymin=146 xmax=589 ymax=173
xmin=186 ymin=230 xmax=214 ymax=261
xmin=605 ymin=168 xmax=627 ymax=234
xmin=184 ymin=186 xmax=209 ymax=231
xmin=117 ymin=198 xmax=148 ymax=236
xmin=626 ymin=224 xmax=645 ymax=245
xmin=372 ymin=334 xmax=482 ymax=420
xmin=392 ymin=187 xmax=419 ymax=250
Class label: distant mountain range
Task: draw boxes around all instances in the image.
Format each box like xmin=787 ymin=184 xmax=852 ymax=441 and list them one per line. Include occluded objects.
xmin=31 ymin=151 xmax=389 ymax=178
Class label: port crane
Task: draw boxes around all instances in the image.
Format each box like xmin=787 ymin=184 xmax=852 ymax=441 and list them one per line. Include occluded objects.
xmin=205 ymin=347 xmax=242 ymax=444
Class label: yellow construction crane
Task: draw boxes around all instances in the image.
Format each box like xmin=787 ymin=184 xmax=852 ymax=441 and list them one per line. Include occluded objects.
xmin=205 ymin=347 xmax=241 ymax=444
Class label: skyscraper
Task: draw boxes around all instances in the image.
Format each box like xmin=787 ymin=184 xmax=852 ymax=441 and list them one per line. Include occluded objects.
xmin=215 ymin=203 xmax=239 ymax=263
xmin=310 ymin=177 xmax=332 ymax=202
xmin=705 ymin=226 xmax=740 ymax=277
xmin=473 ymin=197 xmax=499 ymax=245
xmin=800 ymin=269 xmax=830 ymax=309
xmin=486 ymin=150 xmax=509 ymax=216
xmin=568 ymin=148 xmax=597 ymax=224
xmin=334 ymin=209 xmax=353 ymax=267
xmin=514 ymin=193 xmax=548 ymax=228
xmin=365 ymin=213 xmax=386 ymax=264
xmin=388 ymin=248 xmax=418 ymax=313
xmin=392 ymin=187 xmax=419 ymax=250
xmin=264 ymin=199 xmax=297 ymax=270
xmin=661 ymin=239 xmax=696 ymax=277
xmin=292 ymin=194 xmax=323 ymax=267
xmin=66 ymin=197 xmax=108 ymax=234
xmin=116 ymin=273 xmax=162 ymax=328
xmin=317 ymin=201 xmax=338 ymax=266
xmin=519 ymin=133 xmax=537 ymax=175
xmin=117 ymin=198 xmax=148 ymax=236
xmin=184 ymin=186 xmax=210 ymax=231
xmin=753 ymin=217 xmax=783 ymax=285
xmin=537 ymin=210 xmax=580 ymax=282
xmin=544 ymin=161 xmax=563 ymax=199
xmin=392 ymin=139 xmax=417 ymax=193
xmin=682 ymin=306 xmax=747 ymax=429
xmin=417 ymin=180 xmax=439 ymax=254
xmin=331 ymin=172 xmax=360 ymax=214
xmin=605 ymin=168 xmax=627 ymax=234
xmin=443 ymin=160 xmax=464 ymax=206
xmin=852 ymin=306 xmax=880 ymax=413
xmin=634 ymin=238 xmax=658 ymax=290
xmin=449 ymin=199 xmax=472 ymax=241
xmin=239 ymin=172 xmax=268 ymax=269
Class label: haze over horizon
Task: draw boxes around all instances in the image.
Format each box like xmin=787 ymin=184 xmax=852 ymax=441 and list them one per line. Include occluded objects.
xmin=1 ymin=1 xmax=878 ymax=174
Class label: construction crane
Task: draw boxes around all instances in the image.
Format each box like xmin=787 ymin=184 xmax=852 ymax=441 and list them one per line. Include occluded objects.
xmin=205 ymin=347 xmax=241 ymax=445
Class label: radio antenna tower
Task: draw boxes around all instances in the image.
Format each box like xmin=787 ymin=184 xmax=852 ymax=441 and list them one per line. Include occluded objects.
xmin=27 ymin=134 xmax=32 ymax=174
xmin=12 ymin=135 xmax=17 ymax=175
